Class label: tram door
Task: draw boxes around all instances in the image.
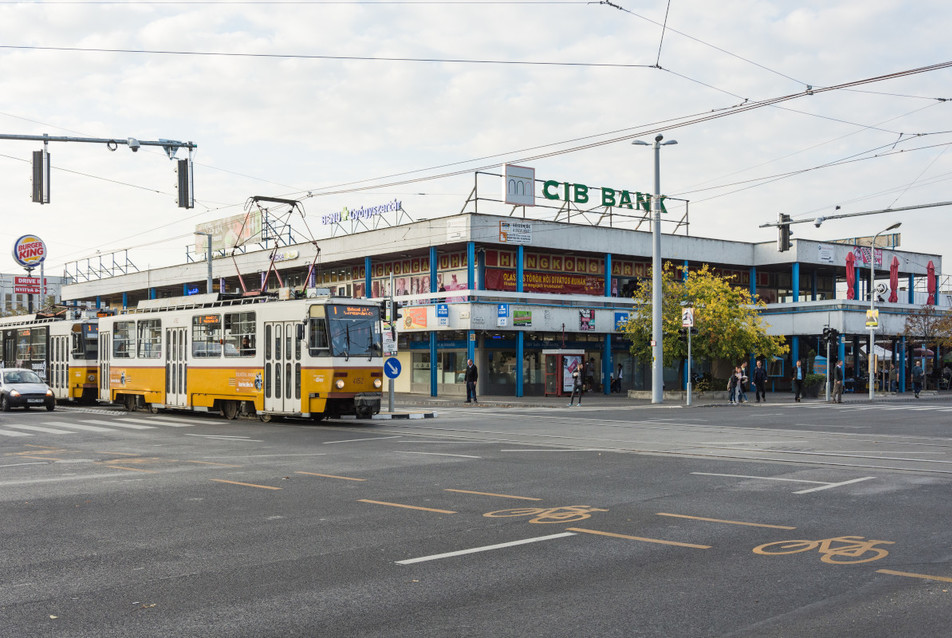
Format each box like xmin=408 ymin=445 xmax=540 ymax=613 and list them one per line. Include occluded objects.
xmin=264 ymin=321 xmax=302 ymax=413
xmin=49 ymin=334 xmax=69 ymax=399
xmin=165 ymin=328 xmax=187 ymax=407
xmin=99 ymin=332 xmax=111 ymax=402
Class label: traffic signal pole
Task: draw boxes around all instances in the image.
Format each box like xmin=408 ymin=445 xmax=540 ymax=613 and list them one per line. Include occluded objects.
xmin=389 ymin=270 xmax=395 ymax=413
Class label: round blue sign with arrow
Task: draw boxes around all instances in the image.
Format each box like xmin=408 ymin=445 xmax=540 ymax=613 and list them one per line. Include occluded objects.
xmin=384 ymin=357 xmax=402 ymax=379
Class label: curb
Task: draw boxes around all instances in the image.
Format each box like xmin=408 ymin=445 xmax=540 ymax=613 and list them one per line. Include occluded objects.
xmin=331 ymin=412 xmax=438 ymax=420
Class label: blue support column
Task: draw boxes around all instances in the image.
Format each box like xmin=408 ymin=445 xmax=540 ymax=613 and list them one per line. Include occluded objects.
xmin=683 ymin=259 xmax=689 ymax=281
xmin=605 ymin=253 xmax=613 ymax=296
xmin=429 ymin=332 xmax=438 ymax=397
xmin=792 ymin=336 xmax=800 ymax=368
xmin=908 ymin=274 xmax=915 ymax=304
xmin=854 ymin=267 xmax=861 ymax=301
xmin=122 ymin=292 xmax=128 ymax=310
xmin=467 ymin=241 xmax=476 ymax=293
xmin=899 ymin=336 xmax=907 ymax=393
xmin=364 ymin=256 xmax=372 ymax=298
xmin=517 ymin=245 xmax=524 ymax=293
xmin=604 ymin=333 xmax=612 ymax=395
xmin=811 ymin=270 xmax=818 ymax=301
xmin=837 ymin=335 xmax=845 ymax=364
xmin=792 ymin=262 xmax=800 ymax=302
xmin=96 ymin=296 xmax=101 ymax=309
xmin=749 ymin=266 xmax=757 ymax=296
xmin=467 ymin=329 xmax=475 ymax=362
xmin=149 ymin=288 xmax=156 ymax=300
xmin=516 ymin=332 xmax=524 ymax=397
xmin=477 ymin=249 xmax=486 ymax=291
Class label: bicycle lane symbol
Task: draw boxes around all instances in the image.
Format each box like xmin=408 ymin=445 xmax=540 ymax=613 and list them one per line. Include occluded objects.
xmin=753 ymin=535 xmax=895 ymax=564
xmin=483 ymin=505 xmax=609 ymax=524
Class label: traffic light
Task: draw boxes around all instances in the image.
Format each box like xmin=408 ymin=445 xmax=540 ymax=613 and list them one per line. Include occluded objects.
xmin=32 ymin=148 xmax=50 ymax=204
xmin=177 ymin=158 xmax=193 ymax=209
xmin=378 ymin=299 xmax=390 ymax=322
xmin=777 ymin=213 xmax=793 ymax=252
xmin=678 ymin=327 xmax=698 ymax=337
xmin=822 ymin=327 xmax=840 ymax=345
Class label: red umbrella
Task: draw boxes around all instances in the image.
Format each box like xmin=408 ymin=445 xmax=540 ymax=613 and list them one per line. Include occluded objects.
xmin=927 ymin=260 xmax=936 ymax=305
xmin=888 ymin=256 xmax=899 ymax=303
xmin=845 ymin=252 xmax=856 ymax=300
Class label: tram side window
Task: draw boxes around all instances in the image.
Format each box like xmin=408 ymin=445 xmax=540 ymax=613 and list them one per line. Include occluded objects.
xmin=192 ymin=314 xmax=223 ymax=358
xmin=308 ymin=307 xmax=329 ymax=355
xmin=137 ymin=319 xmax=162 ymax=358
xmin=224 ymin=311 xmax=255 ymax=357
xmin=113 ymin=321 xmax=136 ymax=358
xmin=31 ymin=328 xmax=47 ymax=362
xmin=16 ymin=330 xmax=30 ymax=362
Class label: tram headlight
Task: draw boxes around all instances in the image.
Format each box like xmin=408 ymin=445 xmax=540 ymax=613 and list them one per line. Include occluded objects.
xmin=373 ymin=378 xmax=382 ymax=389
xmin=335 ymin=379 xmax=346 ymax=389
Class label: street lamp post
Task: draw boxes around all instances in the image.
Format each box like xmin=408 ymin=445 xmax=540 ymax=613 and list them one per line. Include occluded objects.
xmin=868 ymin=222 xmax=901 ymax=400
xmin=634 ymin=135 xmax=678 ymax=404
xmin=194 ymin=231 xmax=214 ymax=294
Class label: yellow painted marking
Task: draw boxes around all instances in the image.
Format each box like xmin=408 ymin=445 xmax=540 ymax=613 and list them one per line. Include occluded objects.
xmin=657 ymin=512 xmax=796 ymax=530
xmin=103 ymin=465 xmax=157 ymax=473
xmin=358 ymin=499 xmax=456 ymax=514
xmin=877 ymin=569 xmax=952 ymax=583
xmin=296 ymin=471 xmax=366 ymax=482
xmin=445 ymin=489 xmax=542 ymax=501
xmin=211 ymin=479 xmax=282 ymax=491
xmin=566 ymin=527 xmax=711 ymax=549
xmin=185 ymin=460 xmax=243 ymax=468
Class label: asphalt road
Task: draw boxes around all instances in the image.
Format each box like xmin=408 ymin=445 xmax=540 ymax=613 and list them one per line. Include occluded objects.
xmin=2 ymin=400 xmax=951 ymax=637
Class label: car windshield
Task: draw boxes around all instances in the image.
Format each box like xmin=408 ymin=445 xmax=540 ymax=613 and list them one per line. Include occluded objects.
xmin=4 ymin=370 xmax=42 ymax=384
xmin=326 ymin=304 xmax=382 ymax=358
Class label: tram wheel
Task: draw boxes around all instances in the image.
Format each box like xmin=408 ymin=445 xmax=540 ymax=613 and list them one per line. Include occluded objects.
xmin=124 ymin=396 xmax=137 ymax=412
xmin=221 ymin=401 xmax=239 ymax=420
xmin=148 ymin=404 xmax=160 ymax=414
xmin=258 ymin=412 xmax=272 ymax=423
xmin=311 ymin=413 xmax=326 ymax=422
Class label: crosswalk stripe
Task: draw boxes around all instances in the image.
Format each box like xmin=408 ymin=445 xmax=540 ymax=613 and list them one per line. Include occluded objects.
xmin=44 ymin=421 xmax=114 ymax=433
xmin=82 ymin=419 xmax=155 ymax=430
xmin=117 ymin=417 xmax=195 ymax=428
xmin=0 ymin=429 xmax=31 ymax=437
xmin=3 ymin=423 xmax=77 ymax=434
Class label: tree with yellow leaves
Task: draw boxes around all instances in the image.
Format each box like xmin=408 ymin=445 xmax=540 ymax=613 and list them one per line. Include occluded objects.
xmin=622 ymin=263 xmax=788 ymax=367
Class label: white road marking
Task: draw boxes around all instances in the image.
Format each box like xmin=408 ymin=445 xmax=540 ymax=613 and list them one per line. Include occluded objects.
xmin=0 ymin=461 xmax=50 ymax=467
xmin=0 ymin=429 xmax=31 ymax=437
xmin=118 ymin=417 xmax=194 ymax=427
xmin=324 ymin=435 xmax=401 ymax=444
xmin=3 ymin=423 xmax=76 ymax=434
xmin=184 ymin=434 xmax=262 ymax=442
xmin=44 ymin=422 xmax=113 ymax=433
xmin=398 ymin=451 xmax=481 ymax=459
xmin=396 ymin=532 xmax=577 ymax=565
xmin=82 ymin=419 xmax=154 ymax=430
xmin=793 ymin=476 xmax=876 ymax=494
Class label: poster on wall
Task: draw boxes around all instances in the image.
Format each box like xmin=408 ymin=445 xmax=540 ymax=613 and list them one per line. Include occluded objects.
xmin=403 ymin=307 xmax=428 ymax=329
xmin=579 ymin=309 xmax=595 ymax=331
xmin=513 ymin=310 xmax=532 ymax=327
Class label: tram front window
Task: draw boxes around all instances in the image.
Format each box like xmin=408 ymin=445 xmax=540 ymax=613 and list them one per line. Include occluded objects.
xmin=324 ymin=304 xmax=381 ymax=359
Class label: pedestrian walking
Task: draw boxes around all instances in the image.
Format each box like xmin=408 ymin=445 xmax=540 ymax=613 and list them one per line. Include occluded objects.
xmin=912 ymin=360 xmax=924 ymax=399
xmin=613 ymin=363 xmax=624 ymax=393
xmin=727 ymin=366 xmax=741 ymax=405
xmin=738 ymin=361 xmax=749 ymax=403
xmin=752 ymin=359 xmax=768 ymax=402
xmin=889 ymin=364 xmax=899 ymax=393
xmin=832 ymin=359 xmax=844 ymax=403
xmin=464 ymin=358 xmax=478 ymax=403
xmin=792 ymin=359 xmax=804 ymax=402
xmin=568 ymin=360 xmax=585 ymax=406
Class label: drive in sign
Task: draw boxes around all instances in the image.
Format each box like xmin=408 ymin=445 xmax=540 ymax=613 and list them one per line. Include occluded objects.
xmin=13 ymin=235 xmax=47 ymax=269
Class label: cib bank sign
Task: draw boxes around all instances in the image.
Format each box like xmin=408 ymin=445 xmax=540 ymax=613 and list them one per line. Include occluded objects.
xmin=503 ymin=164 xmax=665 ymax=212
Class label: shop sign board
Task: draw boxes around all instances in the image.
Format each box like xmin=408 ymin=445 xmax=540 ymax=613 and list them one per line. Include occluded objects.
xmin=13 ymin=234 xmax=46 ymax=269
xmin=497 ymin=303 xmax=509 ymax=327
xmin=503 ymin=164 xmax=535 ymax=206
xmin=499 ymin=221 xmax=532 ymax=244
xmin=14 ymin=276 xmax=47 ymax=294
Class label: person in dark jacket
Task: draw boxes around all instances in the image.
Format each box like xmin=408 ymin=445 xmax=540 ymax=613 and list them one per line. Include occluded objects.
xmin=568 ymin=360 xmax=585 ymax=407
xmin=832 ymin=359 xmax=844 ymax=403
xmin=752 ymin=359 xmax=768 ymax=402
xmin=464 ymin=358 xmax=478 ymax=403
xmin=792 ymin=359 xmax=804 ymax=402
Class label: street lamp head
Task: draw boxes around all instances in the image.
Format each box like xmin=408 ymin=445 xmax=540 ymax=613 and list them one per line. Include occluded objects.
xmin=886 ymin=222 xmax=902 ymax=232
xmin=655 ymin=134 xmax=664 ymax=143
xmin=662 ymin=140 xmax=678 ymax=146
xmin=631 ymin=140 xmax=650 ymax=146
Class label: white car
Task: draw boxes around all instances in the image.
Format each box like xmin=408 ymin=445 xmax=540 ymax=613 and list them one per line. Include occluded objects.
xmin=0 ymin=368 xmax=55 ymax=411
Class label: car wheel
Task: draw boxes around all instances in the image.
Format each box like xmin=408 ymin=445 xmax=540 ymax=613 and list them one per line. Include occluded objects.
xmin=1 ymin=395 xmax=10 ymax=412
xmin=46 ymin=402 xmax=55 ymax=412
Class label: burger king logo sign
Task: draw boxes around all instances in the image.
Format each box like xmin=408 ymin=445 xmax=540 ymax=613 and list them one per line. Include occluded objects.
xmin=13 ymin=235 xmax=47 ymax=269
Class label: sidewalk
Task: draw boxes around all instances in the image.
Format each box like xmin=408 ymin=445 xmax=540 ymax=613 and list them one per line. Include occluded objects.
xmin=391 ymin=389 xmax=950 ymax=410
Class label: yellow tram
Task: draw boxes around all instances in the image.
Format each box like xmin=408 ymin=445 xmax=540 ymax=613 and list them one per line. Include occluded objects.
xmin=0 ymin=311 xmax=100 ymax=403
xmin=97 ymin=293 xmax=384 ymax=420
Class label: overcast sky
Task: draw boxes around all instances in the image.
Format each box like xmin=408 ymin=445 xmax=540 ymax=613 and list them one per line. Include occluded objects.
xmin=1 ymin=0 xmax=950 ymax=278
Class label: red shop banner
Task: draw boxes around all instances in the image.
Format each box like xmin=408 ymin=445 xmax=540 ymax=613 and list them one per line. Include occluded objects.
xmin=485 ymin=268 xmax=605 ymax=295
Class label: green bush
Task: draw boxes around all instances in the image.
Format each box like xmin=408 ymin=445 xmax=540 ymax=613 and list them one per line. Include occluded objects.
xmin=804 ymin=373 xmax=826 ymax=386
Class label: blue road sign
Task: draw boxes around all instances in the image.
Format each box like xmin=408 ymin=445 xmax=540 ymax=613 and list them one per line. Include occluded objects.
xmin=384 ymin=357 xmax=402 ymax=379
xmin=436 ymin=303 xmax=449 ymax=317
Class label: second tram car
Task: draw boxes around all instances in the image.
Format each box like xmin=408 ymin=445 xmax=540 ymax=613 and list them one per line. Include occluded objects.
xmin=98 ymin=293 xmax=384 ymax=420
xmin=0 ymin=311 xmax=100 ymax=403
